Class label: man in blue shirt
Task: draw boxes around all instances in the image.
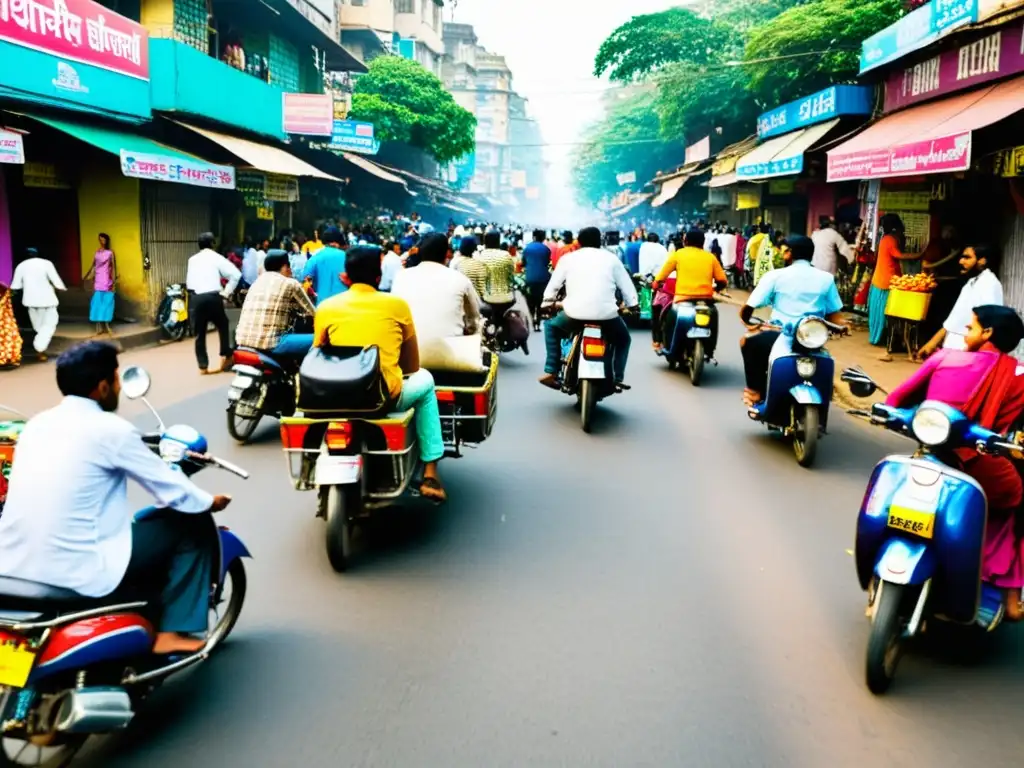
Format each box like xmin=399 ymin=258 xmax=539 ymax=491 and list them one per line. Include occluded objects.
xmin=739 ymin=234 xmax=847 ymax=406
xmin=300 ymin=227 xmax=347 ymax=305
xmin=623 ymin=235 xmax=642 ymax=276
xmin=522 ymin=229 xmax=552 ymax=331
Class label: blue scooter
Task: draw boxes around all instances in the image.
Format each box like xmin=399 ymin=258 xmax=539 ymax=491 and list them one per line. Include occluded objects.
xmin=746 ymin=315 xmax=845 ymax=467
xmin=841 ymin=367 xmax=1023 ymax=694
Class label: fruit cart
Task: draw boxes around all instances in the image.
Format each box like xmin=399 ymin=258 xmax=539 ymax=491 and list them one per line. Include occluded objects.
xmin=885 ymin=274 xmax=935 ymax=357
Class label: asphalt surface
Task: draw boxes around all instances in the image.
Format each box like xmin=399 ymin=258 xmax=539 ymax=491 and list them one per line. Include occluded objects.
xmin=76 ymin=313 xmax=1024 ymax=767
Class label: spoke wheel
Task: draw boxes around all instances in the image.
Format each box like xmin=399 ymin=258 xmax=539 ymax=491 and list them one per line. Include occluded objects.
xmin=0 ymin=692 xmax=86 ymax=768
xmin=226 ymin=390 xmax=264 ymax=444
xmin=792 ymin=405 xmax=819 ymax=468
xmin=207 ymin=559 xmax=247 ymax=648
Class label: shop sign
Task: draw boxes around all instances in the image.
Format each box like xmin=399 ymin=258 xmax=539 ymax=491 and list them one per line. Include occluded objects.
xmin=828 ymin=132 xmax=971 ymax=181
xmin=282 ymin=93 xmax=333 ymax=136
xmin=756 ymin=86 xmax=871 ymax=139
xmin=256 ymin=202 xmax=274 ymax=220
xmin=0 ymin=129 xmax=24 ymax=164
xmin=738 ymin=154 xmax=805 ymax=179
xmin=328 ymin=120 xmax=379 ymax=155
xmin=879 ymin=189 xmax=932 ymax=211
xmin=736 ymin=188 xmax=762 ymax=210
xmin=769 ymin=179 xmax=796 ymax=195
xmin=23 ymin=160 xmax=69 ymax=188
xmin=684 ymin=136 xmax=710 ymax=164
xmin=993 ymin=144 xmax=1024 ymax=176
xmin=616 ymin=170 xmax=636 ymax=186
xmin=860 ymin=0 xmax=977 ymax=74
xmin=885 ymin=22 xmax=1024 ymax=112
xmin=120 ymin=151 xmax=236 ymax=189
xmin=0 ymin=0 xmax=149 ymax=80
xmin=265 ymin=173 xmax=299 ymax=202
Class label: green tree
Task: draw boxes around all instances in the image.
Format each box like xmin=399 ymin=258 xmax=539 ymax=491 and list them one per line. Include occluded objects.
xmin=654 ymin=64 xmax=759 ymax=147
xmin=350 ymin=56 xmax=476 ymax=164
xmin=743 ymin=0 xmax=903 ymax=104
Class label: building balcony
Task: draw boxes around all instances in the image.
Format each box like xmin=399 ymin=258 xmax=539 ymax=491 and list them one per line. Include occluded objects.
xmin=150 ymin=38 xmax=290 ymax=139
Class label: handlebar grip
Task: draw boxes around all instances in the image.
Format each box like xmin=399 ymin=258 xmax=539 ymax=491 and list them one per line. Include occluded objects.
xmin=210 ymin=455 xmax=250 ymax=479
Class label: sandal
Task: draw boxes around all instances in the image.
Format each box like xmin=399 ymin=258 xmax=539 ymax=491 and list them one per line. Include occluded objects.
xmin=419 ymin=477 xmax=447 ymax=503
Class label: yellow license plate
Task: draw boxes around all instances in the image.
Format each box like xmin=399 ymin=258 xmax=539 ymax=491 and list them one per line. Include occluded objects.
xmin=0 ymin=642 xmax=35 ymax=688
xmin=886 ymin=505 xmax=936 ymax=539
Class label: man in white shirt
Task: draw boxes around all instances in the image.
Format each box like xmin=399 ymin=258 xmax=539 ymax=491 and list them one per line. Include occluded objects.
xmin=0 ymin=342 xmax=231 ymax=654
xmin=918 ymin=243 xmax=1004 ymax=357
xmin=638 ymin=233 xmax=669 ymax=277
xmin=717 ymin=228 xmax=739 ymax=270
xmin=10 ymin=247 xmax=66 ymax=360
xmin=185 ymin=232 xmax=241 ymax=374
xmin=391 ymin=232 xmax=481 ymax=341
xmin=379 ymin=246 xmax=405 ymax=292
xmin=539 ymin=227 xmax=639 ymax=387
xmin=810 ymin=217 xmax=854 ymax=276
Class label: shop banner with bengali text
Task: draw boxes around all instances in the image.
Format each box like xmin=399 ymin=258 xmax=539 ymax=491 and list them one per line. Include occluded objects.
xmin=120 ymin=151 xmax=236 ymax=189
xmin=0 ymin=130 xmax=24 ymax=164
xmin=0 ymin=0 xmax=149 ymax=80
xmin=282 ymin=93 xmax=333 ymax=136
xmin=827 ymin=132 xmax=972 ymax=181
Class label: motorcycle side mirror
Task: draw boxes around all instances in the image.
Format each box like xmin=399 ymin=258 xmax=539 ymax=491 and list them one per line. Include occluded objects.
xmin=848 ymin=380 xmax=877 ymax=398
xmin=121 ymin=366 xmax=152 ymax=400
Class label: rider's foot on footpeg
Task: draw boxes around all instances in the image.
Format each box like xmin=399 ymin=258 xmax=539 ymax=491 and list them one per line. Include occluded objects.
xmin=615 ymin=382 xmax=631 ymax=391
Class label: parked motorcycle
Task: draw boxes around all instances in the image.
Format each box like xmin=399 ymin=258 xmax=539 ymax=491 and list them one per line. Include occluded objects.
xmin=155 ymin=283 xmax=189 ymax=342
xmin=0 ymin=405 xmax=26 ymax=518
xmin=745 ymin=315 xmax=846 ymax=467
xmin=841 ymin=367 xmax=1023 ymax=694
xmin=0 ymin=366 xmax=251 ymax=765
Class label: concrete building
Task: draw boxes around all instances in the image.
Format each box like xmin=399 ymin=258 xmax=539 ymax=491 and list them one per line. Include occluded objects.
xmin=337 ymin=0 xmax=444 ymax=74
xmin=337 ymin=0 xmax=395 ymax=64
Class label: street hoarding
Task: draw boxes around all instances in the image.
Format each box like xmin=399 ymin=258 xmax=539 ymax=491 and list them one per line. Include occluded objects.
xmin=827 ymin=132 xmax=971 ymax=181
xmin=757 ymin=85 xmax=871 ymax=139
xmin=120 ymin=150 xmax=236 ymax=189
xmin=0 ymin=130 xmax=24 ymax=164
xmin=328 ymin=119 xmax=380 ymax=155
xmin=283 ymin=93 xmax=334 ymax=136
xmin=860 ymin=0 xmax=977 ymax=74
xmin=885 ymin=20 xmax=1024 ymax=111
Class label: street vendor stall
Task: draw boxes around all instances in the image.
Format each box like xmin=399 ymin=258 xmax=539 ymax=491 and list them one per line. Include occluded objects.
xmin=885 ymin=272 xmax=938 ymax=357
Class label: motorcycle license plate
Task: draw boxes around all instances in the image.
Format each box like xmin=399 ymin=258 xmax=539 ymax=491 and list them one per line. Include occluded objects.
xmin=687 ymin=328 xmax=712 ymax=338
xmin=231 ymin=375 xmax=254 ymax=390
xmin=886 ymin=506 xmax=935 ymax=539
xmin=0 ymin=640 xmax=35 ymax=688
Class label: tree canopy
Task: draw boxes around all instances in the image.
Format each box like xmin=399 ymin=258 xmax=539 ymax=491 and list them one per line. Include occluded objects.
xmin=350 ymin=56 xmax=477 ymax=164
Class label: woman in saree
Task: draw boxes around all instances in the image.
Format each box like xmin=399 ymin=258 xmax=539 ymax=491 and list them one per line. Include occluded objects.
xmin=0 ymin=280 xmax=22 ymax=368
xmin=885 ymin=304 xmax=1024 ymax=620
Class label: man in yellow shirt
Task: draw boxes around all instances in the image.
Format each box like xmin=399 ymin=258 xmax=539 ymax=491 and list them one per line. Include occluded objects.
xmin=313 ymin=245 xmax=447 ymax=502
xmin=652 ymin=229 xmax=728 ymax=353
xmin=301 ymin=228 xmax=324 ymax=257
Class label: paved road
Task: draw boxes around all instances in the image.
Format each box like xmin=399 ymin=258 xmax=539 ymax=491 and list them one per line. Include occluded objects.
xmin=76 ymin=314 xmax=1024 ymax=767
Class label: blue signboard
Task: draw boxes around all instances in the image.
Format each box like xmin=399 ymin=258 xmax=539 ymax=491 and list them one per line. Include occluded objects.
xmin=756 ymin=85 xmax=871 ymax=139
xmin=860 ymin=0 xmax=977 ymax=74
xmin=328 ymin=119 xmax=380 ymax=155
xmin=739 ymin=155 xmax=806 ymax=179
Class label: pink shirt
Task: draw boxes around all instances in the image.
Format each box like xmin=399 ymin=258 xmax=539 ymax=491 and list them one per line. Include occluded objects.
xmin=885 ymin=349 xmax=1001 ymax=410
xmin=93 ymin=250 xmax=114 ymax=292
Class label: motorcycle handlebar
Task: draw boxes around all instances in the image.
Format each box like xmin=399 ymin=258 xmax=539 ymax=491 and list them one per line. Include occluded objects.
xmin=186 ymin=450 xmax=250 ymax=479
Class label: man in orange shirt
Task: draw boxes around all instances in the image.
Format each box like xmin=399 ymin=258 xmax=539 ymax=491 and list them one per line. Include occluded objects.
xmin=651 ymin=229 xmax=728 ymax=353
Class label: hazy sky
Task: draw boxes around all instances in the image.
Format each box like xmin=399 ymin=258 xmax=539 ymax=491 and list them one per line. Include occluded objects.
xmin=447 ymin=0 xmax=677 ymax=217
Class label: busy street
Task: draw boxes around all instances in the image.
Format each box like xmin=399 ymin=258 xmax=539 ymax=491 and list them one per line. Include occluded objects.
xmin=0 ymin=321 xmax=1009 ymax=766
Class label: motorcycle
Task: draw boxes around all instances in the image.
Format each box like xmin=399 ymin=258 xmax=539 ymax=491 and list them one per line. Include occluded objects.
xmin=629 ymin=274 xmax=653 ymax=328
xmin=656 ymin=294 xmax=729 ymax=386
xmin=0 ymin=406 xmax=26 ymax=518
xmin=0 ymin=366 xmax=251 ymax=765
xmin=841 ymin=367 xmax=1023 ymax=694
xmin=155 ymin=283 xmax=189 ymax=342
xmin=543 ymin=304 xmax=631 ymax=434
xmin=745 ymin=315 xmax=846 ymax=467
xmin=482 ymin=301 xmax=530 ymax=356
xmin=226 ymin=318 xmax=312 ymax=445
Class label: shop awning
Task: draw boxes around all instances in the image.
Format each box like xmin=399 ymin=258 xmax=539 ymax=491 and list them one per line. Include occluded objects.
xmin=705 ymin=171 xmax=738 ymax=188
xmin=340 ymin=152 xmax=407 ymax=186
xmin=651 ymin=175 xmax=688 ymax=208
xmin=175 ymin=121 xmax=340 ymax=181
xmin=611 ymin=193 xmax=652 ymax=217
xmin=20 ymin=114 xmax=236 ymax=189
xmin=736 ymin=119 xmax=839 ymax=180
xmin=827 ymin=75 xmax=1024 ymax=181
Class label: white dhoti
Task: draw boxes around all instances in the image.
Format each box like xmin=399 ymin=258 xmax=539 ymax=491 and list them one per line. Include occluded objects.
xmin=28 ymin=307 xmax=59 ymax=353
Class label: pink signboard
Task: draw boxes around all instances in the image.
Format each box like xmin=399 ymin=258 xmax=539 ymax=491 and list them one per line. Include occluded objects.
xmin=283 ymin=93 xmax=334 ymax=136
xmin=885 ymin=20 xmax=1024 ymax=112
xmin=827 ymin=132 xmax=972 ymax=181
xmin=0 ymin=0 xmax=149 ymax=80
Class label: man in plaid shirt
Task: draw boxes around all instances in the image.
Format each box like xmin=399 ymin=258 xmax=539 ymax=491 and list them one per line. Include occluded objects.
xmin=235 ymin=251 xmax=316 ymax=360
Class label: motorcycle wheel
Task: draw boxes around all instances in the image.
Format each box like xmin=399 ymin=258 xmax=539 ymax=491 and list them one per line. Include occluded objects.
xmin=689 ymin=341 xmax=705 ymax=386
xmin=326 ymin=485 xmax=358 ymax=573
xmin=208 ymin=559 xmax=247 ymax=648
xmin=0 ymin=732 xmax=86 ymax=768
xmin=866 ymin=582 xmax=906 ymax=694
xmin=226 ymin=396 xmax=263 ymax=445
xmin=580 ymin=380 xmax=596 ymax=434
xmin=792 ymin=405 xmax=819 ymax=468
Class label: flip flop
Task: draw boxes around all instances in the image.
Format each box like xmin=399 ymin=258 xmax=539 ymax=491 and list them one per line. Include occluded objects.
xmin=419 ymin=477 xmax=447 ymax=504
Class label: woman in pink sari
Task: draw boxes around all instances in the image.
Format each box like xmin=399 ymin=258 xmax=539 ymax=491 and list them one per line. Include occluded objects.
xmin=885 ymin=304 xmax=1024 ymax=619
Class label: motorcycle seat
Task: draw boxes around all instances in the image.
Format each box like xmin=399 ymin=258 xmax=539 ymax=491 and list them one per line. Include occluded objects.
xmin=234 ymin=347 xmax=285 ymax=370
xmin=0 ymin=576 xmax=134 ymax=614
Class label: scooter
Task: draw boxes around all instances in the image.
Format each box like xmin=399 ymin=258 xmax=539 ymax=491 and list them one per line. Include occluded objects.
xmin=155 ymin=283 xmax=189 ymax=342
xmin=657 ymin=296 xmax=728 ymax=386
xmin=841 ymin=367 xmax=1022 ymax=694
xmin=746 ymin=315 xmax=845 ymax=467
xmin=0 ymin=366 xmax=251 ymax=765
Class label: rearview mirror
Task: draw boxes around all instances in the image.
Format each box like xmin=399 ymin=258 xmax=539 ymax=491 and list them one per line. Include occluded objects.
xmin=121 ymin=366 xmax=152 ymax=400
xmin=841 ymin=367 xmax=877 ymax=398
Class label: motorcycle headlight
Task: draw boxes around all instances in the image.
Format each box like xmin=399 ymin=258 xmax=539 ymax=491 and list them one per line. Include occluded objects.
xmin=795 ymin=317 xmax=829 ymax=350
xmin=796 ymin=357 xmax=817 ymax=379
xmin=911 ymin=407 xmax=952 ymax=447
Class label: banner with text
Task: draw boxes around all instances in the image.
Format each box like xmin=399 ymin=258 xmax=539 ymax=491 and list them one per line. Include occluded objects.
xmin=827 ymin=132 xmax=972 ymax=181
xmin=860 ymin=0 xmax=977 ymax=74
xmin=328 ymin=119 xmax=379 ymax=155
xmin=120 ymin=151 xmax=236 ymax=189
xmin=0 ymin=129 xmax=24 ymax=164
xmin=283 ymin=93 xmax=333 ymax=136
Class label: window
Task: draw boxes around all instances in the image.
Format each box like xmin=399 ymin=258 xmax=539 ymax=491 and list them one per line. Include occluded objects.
xmin=396 ymin=0 xmax=414 ymax=13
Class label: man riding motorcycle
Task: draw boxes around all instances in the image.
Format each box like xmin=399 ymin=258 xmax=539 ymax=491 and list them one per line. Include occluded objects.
xmin=0 ymin=342 xmax=231 ymax=655
xmin=738 ymin=234 xmax=846 ymax=407
xmin=235 ymin=251 xmax=316 ymax=362
xmin=538 ymin=227 xmax=639 ymax=389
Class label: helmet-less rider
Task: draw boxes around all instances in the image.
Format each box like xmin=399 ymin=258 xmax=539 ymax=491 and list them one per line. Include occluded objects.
xmin=738 ymin=234 xmax=848 ymax=407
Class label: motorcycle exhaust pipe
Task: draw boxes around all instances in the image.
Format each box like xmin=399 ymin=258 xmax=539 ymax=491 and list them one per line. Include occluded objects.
xmin=54 ymin=687 xmax=134 ymax=733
